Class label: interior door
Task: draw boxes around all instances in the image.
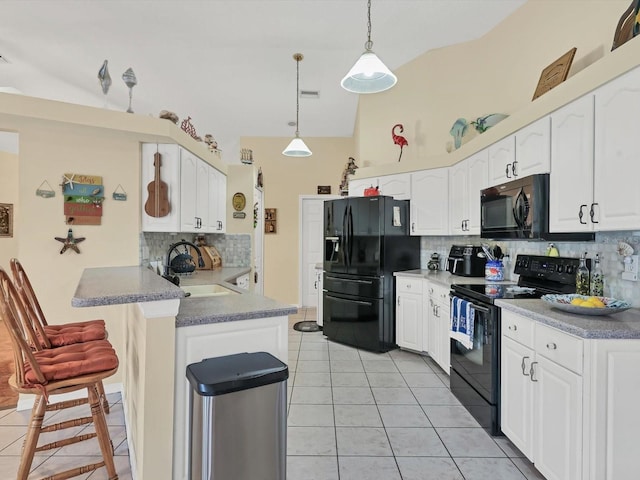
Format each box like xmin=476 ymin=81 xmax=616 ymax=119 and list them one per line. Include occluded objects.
xmin=300 ymin=196 xmax=339 ymax=307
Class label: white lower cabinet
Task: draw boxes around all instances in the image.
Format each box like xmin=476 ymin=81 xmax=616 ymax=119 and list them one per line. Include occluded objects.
xmin=315 ymin=267 xmax=324 ymax=327
xmin=502 ymin=309 xmax=640 ymax=480
xmin=395 ymin=277 xmax=423 ymax=351
xmin=425 ymin=282 xmax=450 ymax=374
xmin=502 ymin=311 xmax=583 ymax=480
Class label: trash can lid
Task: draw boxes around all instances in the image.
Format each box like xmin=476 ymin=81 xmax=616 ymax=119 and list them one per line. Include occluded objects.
xmin=186 ymin=351 xmax=289 ymax=396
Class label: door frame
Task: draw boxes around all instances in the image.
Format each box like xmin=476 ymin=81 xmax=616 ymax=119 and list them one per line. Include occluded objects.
xmin=298 ymin=194 xmax=340 ymax=307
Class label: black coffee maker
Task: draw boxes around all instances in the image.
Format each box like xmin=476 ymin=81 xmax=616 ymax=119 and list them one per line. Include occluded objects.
xmin=446 ymin=245 xmax=486 ymax=277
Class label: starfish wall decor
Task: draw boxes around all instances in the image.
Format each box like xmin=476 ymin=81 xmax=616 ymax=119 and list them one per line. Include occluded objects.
xmin=55 ymin=228 xmax=85 ymax=254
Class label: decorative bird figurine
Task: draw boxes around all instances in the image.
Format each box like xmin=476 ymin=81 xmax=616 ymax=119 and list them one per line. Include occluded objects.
xmin=55 ymin=228 xmax=85 ymax=254
xmin=392 ymin=124 xmax=408 ymax=162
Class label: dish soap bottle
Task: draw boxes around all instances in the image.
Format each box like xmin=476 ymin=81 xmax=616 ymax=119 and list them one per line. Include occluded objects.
xmin=590 ymin=253 xmax=604 ymax=296
xmin=576 ymin=252 xmax=590 ymax=295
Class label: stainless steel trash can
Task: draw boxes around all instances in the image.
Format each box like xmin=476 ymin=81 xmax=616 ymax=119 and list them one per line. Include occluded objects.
xmin=187 ymin=351 xmax=288 ymax=480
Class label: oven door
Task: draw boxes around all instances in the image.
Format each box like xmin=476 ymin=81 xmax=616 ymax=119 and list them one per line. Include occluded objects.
xmin=449 ymin=300 xmax=499 ymax=405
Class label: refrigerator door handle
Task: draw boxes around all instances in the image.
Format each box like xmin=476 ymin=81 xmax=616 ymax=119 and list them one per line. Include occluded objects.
xmin=325 ymin=276 xmax=373 ymax=284
xmin=348 ymin=205 xmax=354 ymax=265
xmin=325 ymin=294 xmax=373 ymax=307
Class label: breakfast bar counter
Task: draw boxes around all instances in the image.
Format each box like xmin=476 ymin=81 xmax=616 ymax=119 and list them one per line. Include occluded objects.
xmin=71 ymin=265 xmax=294 ymax=480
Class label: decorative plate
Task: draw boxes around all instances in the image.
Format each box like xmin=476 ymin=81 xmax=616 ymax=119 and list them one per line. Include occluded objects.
xmin=541 ymin=294 xmax=631 ymax=316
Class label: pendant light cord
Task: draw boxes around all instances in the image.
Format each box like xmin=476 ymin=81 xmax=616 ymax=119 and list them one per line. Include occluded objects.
xmin=365 ymin=0 xmax=373 ymax=51
xmin=295 ymin=54 xmax=301 ymax=136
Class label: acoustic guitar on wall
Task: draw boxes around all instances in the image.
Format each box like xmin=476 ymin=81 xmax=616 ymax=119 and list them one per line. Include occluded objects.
xmin=144 ymin=152 xmax=170 ymax=217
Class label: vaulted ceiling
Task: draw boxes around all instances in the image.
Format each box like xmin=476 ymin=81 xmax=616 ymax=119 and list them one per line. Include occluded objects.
xmin=0 ymin=0 xmax=525 ymax=160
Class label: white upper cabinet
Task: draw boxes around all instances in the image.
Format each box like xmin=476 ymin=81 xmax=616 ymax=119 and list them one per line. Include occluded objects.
xmin=377 ymin=173 xmax=411 ymax=200
xmin=349 ymin=173 xmax=410 ymax=199
xmin=449 ymin=149 xmax=488 ymax=235
xmin=549 ymin=94 xmax=595 ymax=233
xmin=488 ymin=135 xmax=516 ymax=185
xmin=141 ymin=143 xmax=181 ymax=232
xmin=593 ymin=66 xmax=640 ymax=230
xmin=514 ymin=116 xmax=551 ymax=178
xmin=208 ymin=167 xmax=227 ymax=233
xmin=448 ymin=161 xmax=468 ymax=235
xmin=142 ymin=143 xmax=226 ymax=233
xmin=410 ymin=168 xmax=449 ymax=236
xmin=488 ymin=117 xmax=550 ymax=186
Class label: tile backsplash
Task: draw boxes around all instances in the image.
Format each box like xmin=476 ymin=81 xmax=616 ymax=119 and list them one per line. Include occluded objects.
xmin=140 ymin=232 xmax=251 ymax=269
xmin=420 ymin=231 xmax=640 ymax=307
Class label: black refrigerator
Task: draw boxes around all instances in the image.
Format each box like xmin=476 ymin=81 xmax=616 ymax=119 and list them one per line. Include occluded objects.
xmin=323 ymin=196 xmax=420 ymax=352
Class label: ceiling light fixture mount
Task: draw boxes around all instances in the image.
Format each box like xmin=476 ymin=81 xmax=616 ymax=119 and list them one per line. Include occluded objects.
xmin=341 ymin=0 xmax=397 ymax=94
xmin=283 ymin=53 xmax=312 ymax=157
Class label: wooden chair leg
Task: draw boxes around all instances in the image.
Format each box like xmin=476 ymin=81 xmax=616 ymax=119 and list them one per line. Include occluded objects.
xmin=97 ymin=381 xmax=110 ymax=414
xmin=17 ymin=394 xmax=47 ymax=480
xmin=88 ymin=384 xmax=118 ymax=480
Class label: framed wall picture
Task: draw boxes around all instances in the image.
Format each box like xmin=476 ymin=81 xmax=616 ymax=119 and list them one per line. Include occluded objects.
xmin=532 ymin=47 xmax=577 ymax=100
xmin=0 ymin=203 xmax=13 ymax=237
xmin=265 ymin=208 xmax=277 ymax=233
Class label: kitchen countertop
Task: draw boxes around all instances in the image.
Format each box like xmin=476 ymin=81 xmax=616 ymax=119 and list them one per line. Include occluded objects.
xmin=72 ymin=265 xmax=297 ymax=327
xmin=395 ymin=269 xmax=640 ymax=340
xmin=496 ymin=299 xmax=640 ymax=340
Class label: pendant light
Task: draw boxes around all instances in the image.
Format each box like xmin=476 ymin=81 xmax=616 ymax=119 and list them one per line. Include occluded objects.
xmin=341 ymin=0 xmax=397 ymax=94
xmin=283 ymin=53 xmax=312 ymax=157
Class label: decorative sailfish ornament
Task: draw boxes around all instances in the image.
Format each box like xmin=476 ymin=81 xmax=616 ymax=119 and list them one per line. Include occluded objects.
xmin=392 ymin=124 xmax=408 ymax=162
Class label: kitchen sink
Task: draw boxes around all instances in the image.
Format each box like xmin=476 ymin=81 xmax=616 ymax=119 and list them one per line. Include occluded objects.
xmin=180 ymin=284 xmax=238 ymax=297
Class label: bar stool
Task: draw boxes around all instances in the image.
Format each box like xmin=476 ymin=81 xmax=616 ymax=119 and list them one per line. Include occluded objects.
xmin=10 ymin=258 xmax=111 ymax=413
xmin=0 ymin=268 xmax=119 ymax=480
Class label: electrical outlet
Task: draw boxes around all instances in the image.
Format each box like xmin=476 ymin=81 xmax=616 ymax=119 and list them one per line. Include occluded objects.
xmin=622 ymin=255 xmax=639 ymax=281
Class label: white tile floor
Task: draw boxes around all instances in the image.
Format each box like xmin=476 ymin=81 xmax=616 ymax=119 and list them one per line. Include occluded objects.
xmin=287 ymin=308 xmax=545 ymax=480
xmin=0 ymin=308 xmax=546 ymax=479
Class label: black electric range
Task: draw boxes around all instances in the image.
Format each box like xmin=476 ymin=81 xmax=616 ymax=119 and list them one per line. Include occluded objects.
xmin=448 ymin=254 xmax=581 ymax=436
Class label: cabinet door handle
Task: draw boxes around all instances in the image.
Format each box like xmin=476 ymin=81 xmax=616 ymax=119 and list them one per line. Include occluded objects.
xmin=411 ymin=222 xmax=415 ymax=232
xmin=461 ymin=220 xmax=465 ymax=231
xmin=435 ymin=305 xmax=440 ymax=317
xmin=578 ymin=205 xmax=587 ymax=224
xmin=590 ymin=203 xmax=599 ymax=224
xmin=530 ymin=361 xmax=538 ymax=382
xmin=512 ymin=160 xmax=518 ymax=177
xmin=397 ymin=297 xmax=400 ymax=306
xmin=546 ymin=342 xmax=557 ymax=350
xmin=508 ymin=324 xmax=518 ymax=331
xmin=521 ymin=356 xmax=530 ymax=376
xmin=505 ymin=164 xmax=512 ymax=178
xmin=314 ymin=280 xmax=318 ymax=289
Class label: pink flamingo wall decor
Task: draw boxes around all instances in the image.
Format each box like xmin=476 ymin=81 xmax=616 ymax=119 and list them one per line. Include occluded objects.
xmin=392 ymin=124 xmax=408 ymax=162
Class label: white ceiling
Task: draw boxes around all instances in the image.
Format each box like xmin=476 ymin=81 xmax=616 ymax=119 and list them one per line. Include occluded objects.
xmin=0 ymin=0 xmax=525 ymax=161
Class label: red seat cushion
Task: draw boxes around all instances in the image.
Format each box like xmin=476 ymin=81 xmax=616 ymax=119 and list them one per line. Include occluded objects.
xmin=25 ymin=339 xmax=118 ymax=385
xmin=44 ymin=320 xmax=107 ymax=347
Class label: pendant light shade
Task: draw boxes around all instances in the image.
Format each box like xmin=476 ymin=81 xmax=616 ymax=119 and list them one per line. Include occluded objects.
xmin=283 ymin=53 xmax=312 ymax=157
xmin=341 ymin=0 xmax=397 ymax=94
xmin=282 ymin=135 xmax=312 ymax=157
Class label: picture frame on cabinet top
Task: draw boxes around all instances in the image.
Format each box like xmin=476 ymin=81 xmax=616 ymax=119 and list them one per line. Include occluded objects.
xmin=532 ymin=47 xmax=577 ymax=100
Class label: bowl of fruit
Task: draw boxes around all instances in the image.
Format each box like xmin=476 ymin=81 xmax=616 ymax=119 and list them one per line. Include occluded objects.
xmin=541 ymin=294 xmax=631 ymax=316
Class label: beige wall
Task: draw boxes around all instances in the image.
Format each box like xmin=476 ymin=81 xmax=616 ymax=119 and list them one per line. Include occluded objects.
xmin=240 ymin=137 xmax=354 ymax=304
xmin=356 ymin=0 xmax=627 ymax=168
xmin=0 ymin=149 xmax=19 ymax=271
xmin=0 ymin=117 xmax=143 ymax=385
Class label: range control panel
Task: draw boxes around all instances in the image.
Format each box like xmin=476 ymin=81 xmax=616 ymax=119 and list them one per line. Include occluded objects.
xmin=514 ymin=254 xmax=585 ymax=286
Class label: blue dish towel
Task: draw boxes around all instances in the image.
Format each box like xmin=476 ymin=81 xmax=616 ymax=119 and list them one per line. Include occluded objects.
xmin=450 ymin=296 xmax=475 ymax=349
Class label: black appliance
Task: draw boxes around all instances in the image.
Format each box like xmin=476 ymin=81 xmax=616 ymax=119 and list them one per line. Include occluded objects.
xmin=449 ymin=254 xmax=581 ymax=436
xmin=480 ymin=173 xmax=594 ymax=241
xmin=323 ymin=196 xmax=420 ymax=352
xmin=445 ymin=245 xmax=486 ymax=277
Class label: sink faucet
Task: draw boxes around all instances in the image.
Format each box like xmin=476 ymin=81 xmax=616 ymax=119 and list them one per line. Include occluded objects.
xmin=164 ymin=239 xmax=206 ymax=276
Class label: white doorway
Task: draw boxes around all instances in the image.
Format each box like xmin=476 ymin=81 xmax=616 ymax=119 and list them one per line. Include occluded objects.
xmin=299 ymin=195 xmax=340 ymax=307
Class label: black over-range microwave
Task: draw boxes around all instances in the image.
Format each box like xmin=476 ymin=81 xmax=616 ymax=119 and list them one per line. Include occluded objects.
xmin=480 ymin=173 xmax=594 ymax=241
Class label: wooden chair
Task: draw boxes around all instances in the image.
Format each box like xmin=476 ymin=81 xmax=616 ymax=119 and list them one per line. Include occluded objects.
xmin=0 ymin=268 xmax=120 ymax=480
xmin=10 ymin=258 xmax=110 ymax=413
